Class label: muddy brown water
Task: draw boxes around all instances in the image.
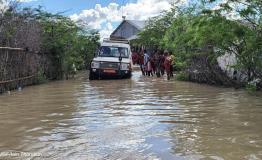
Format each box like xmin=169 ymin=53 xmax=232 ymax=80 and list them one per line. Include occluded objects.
xmin=0 ymin=71 xmax=262 ymax=160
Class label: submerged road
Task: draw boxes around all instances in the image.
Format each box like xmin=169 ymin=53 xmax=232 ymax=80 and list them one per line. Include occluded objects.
xmin=0 ymin=71 xmax=262 ymax=160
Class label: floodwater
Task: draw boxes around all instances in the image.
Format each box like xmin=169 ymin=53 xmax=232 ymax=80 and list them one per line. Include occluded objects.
xmin=0 ymin=71 xmax=262 ymax=160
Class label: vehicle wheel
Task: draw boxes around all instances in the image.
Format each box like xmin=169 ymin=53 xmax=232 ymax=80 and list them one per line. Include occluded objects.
xmin=89 ymin=71 xmax=96 ymax=80
xmin=126 ymin=73 xmax=132 ymax=79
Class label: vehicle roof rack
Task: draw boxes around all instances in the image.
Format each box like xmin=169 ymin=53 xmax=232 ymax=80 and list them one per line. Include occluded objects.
xmin=103 ymin=38 xmax=130 ymax=44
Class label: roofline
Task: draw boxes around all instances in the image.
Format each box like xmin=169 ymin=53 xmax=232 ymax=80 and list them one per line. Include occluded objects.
xmin=110 ymin=20 xmax=141 ymax=36
xmin=126 ymin=20 xmax=145 ymax=30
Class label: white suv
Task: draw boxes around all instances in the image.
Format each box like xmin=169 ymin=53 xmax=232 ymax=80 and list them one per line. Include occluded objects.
xmin=89 ymin=38 xmax=133 ymax=80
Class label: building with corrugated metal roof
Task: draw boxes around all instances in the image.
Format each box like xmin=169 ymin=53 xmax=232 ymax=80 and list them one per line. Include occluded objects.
xmin=110 ymin=20 xmax=146 ymax=40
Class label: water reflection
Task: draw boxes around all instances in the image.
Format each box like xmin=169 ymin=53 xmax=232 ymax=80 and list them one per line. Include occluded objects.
xmin=0 ymin=71 xmax=261 ymax=160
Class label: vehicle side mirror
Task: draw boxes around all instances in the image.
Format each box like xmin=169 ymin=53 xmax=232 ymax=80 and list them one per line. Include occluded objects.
xmin=119 ymin=56 xmax=122 ymax=62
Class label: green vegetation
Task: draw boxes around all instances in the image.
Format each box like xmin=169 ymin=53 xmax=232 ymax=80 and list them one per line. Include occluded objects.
xmin=246 ymin=83 xmax=257 ymax=92
xmin=176 ymin=72 xmax=189 ymax=81
xmin=137 ymin=1 xmax=262 ymax=90
xmin=0 ymin=1 xmax=100 ymax=81
xmin=36 ymin=7 xmax=100 ymax=79
xmin=35 ymin=69 xmax=48 ymax=84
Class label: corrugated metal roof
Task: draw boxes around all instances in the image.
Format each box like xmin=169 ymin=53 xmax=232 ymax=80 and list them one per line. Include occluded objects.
xmin=110 ymin=19 xmax=146 ymax=40
xmin=126 ymin=20 xmax=146 ymax=30
xmin=127 ymin=35 xmax=139 ymax=40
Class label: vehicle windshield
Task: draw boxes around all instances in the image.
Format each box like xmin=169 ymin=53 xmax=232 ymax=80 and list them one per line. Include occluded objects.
xmin=98 ymin=46 xmax=129 ymax=58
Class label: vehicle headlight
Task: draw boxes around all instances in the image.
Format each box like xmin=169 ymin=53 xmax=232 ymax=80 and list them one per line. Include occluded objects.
xmin=91 ymin=61 xmax=100 ymax=68
xmin=121 ymin=63 xmax=130 ymax=70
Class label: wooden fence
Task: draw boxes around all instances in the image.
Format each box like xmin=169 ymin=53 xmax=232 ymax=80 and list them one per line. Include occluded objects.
xmin=0 ymin=47 xmax=39 ymax=93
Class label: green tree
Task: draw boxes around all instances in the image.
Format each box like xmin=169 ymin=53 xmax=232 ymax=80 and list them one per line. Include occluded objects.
xmin=202 ymin=0 xmax=262 ymax=81
xmin=34 ymin=8 xmax=100 ymax=79
xmin=137 ymin=7 xmax=177 ymax=49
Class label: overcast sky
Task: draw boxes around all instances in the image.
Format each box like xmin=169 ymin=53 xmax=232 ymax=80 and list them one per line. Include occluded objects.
xmin=15 ymin=0 xmax=189 ymax=39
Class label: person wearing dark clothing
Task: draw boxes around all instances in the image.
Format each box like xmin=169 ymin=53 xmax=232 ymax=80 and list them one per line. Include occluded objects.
xmin=155 ymin=51 xmax=162 ymax=77
xmin=164 ymin=52 xmax=172 ymax=80
xmin=169 ymin=51 xmax=175 ymax=77
xmin=160 ymin=52 xmax=166 ymax=76
xmin=132 ymin=48 xmax=139 ymax=65
xmin=151 ymin=53 xmax=157 ymax=75
xmin=138 ymin=51 xmax=145 ymax=76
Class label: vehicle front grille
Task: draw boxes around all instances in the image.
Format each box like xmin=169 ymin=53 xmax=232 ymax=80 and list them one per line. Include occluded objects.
xmin=100 ymin=62 xmax=119 ymax=69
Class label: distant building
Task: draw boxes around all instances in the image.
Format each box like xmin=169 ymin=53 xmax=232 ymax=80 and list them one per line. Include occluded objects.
xmin=110 ymin=20 xmax=146 ymax=40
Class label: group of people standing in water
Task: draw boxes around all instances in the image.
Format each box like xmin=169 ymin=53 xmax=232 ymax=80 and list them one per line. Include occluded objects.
xmin=132 ymin=48 xmax=175 ymax=80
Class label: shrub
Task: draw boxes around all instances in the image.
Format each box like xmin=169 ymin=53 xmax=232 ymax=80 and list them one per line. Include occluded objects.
xmin=35 ymin=69 xmax=48 ymax=84
xmin=176 ymin=72 xmax=189 ymax=81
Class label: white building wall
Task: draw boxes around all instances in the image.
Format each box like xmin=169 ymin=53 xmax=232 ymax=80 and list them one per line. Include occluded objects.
xmin=217 ymin=53 xmax=248 ymax=82
xmin=217 ymin=53 xmax=237 ymax=79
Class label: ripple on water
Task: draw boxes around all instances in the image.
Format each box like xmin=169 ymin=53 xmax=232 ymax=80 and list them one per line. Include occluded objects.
xmin=0 ymin=71 xmax=262 ymax=160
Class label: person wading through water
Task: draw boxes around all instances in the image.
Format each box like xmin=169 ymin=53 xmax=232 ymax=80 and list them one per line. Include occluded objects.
xmin=164 ymin=51 xmax=172 ymax=80
xmin=151 ymin=50 xmax=157 ymax=75
xmin=160 ymin=51 xmax=166 ymax=76
xmin=154 ymin=50 xmax=162 ymax=77
xmin=138 ymin=49 xmax=145 ymax=76
xmin=170 ymin=51 xmax=175 ymax=77
xmin=132 ymin=48 xmax=139 ymax=65
xmin=144 ymin=50 xmax=153 ymax=76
